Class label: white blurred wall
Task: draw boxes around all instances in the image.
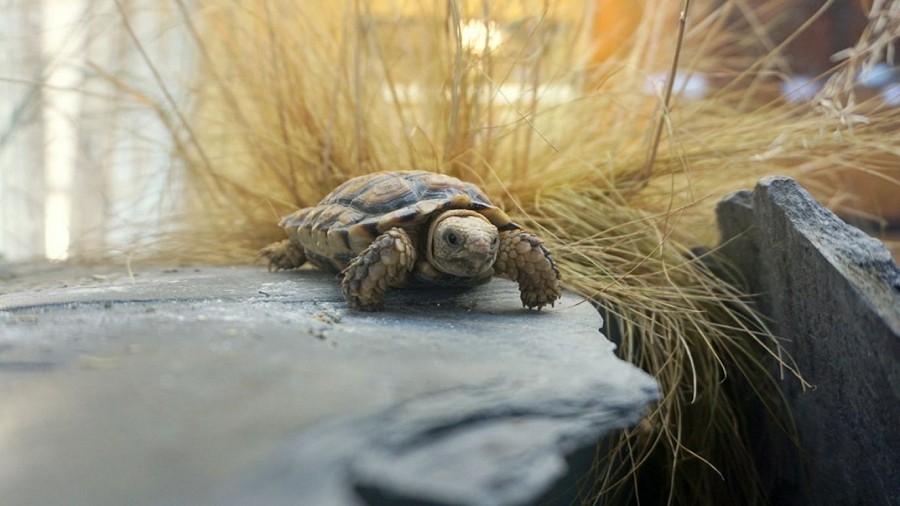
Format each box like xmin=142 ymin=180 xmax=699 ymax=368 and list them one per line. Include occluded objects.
xmin=0 ymin=0 xmax=45 ymax=261
xmin=0 ymin=0 xmax=191 ymax=262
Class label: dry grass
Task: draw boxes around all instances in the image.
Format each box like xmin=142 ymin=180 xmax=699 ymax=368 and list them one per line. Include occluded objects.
xmin=115 ymin=0 xmax=900 ymax=503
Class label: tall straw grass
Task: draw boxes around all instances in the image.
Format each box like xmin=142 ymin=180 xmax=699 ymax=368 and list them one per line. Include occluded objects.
xmin=119 ymin=0 xmax=900 ymax=503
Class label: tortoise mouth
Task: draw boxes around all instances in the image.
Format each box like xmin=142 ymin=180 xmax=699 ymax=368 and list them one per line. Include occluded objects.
xmin=427 ymin=210 xmax=499 ymax=277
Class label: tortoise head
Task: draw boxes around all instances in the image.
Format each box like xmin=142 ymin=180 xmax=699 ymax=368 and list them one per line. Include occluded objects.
xmin=427 ymin=209 xmax=499 ymax=278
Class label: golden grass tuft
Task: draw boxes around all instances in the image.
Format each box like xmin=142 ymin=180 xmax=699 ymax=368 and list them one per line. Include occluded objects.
xmin=126 ymin=0 xmax=900 ymax=503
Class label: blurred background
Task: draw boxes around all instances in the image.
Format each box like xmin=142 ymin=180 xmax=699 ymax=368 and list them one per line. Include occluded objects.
xmin=1 ymin=0 xmax=191 ymax=262
xmin=1 ymin=0 xmax=898 ymax=262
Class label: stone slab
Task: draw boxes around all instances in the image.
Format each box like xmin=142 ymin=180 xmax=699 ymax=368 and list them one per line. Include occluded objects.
xmin=717 ymin=176 xmax=900 ymax=506
xmin=0 ymin=264 xmax=658 ymax=506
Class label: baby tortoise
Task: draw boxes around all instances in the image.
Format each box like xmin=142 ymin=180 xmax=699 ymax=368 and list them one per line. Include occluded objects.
xmin=260 ymin=170 xmax=561 ymax=311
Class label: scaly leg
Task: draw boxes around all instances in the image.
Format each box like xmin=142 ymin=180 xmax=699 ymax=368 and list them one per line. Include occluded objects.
xmin=342 ymin=228 xmax=417 ymax=311
xmin=494 ymin=229 xmax=561 ymax=310
xmin=260 ymin=239 xmax=308 ymax=271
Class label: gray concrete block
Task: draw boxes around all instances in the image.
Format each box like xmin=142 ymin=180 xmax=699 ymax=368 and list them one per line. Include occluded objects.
xmin=717 ymin=176 xmax=900 ymax=506
xmin=0 ymin=265 xmax=658 ymax=506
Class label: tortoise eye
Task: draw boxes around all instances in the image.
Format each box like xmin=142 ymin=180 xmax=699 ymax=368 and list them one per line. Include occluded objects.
xmin=446 ymin=231 xmax=460 ymax=246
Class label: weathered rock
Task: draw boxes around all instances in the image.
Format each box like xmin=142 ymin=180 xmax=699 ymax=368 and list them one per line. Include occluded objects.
xmin=717 ymin=176 xmax=900 ymax=506
xmin=0 ymin=265 xmax=658 ymax=506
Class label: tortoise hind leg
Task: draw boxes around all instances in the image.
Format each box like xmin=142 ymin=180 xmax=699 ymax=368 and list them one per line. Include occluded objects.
xmin=260 ymin=239 xmax=308 ymax=271
xmin=342 ymin=228 xmax=417 ymax=311
xmin=494 ymin=229 xmax=561 ymax=310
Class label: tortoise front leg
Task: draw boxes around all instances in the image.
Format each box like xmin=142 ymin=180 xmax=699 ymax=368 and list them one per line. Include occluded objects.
xmin=494 ymin=229 xmax=561 ymax=310
xmin=341 ymin=228 xmax=417 ymax=311
xmin=260 ymin=239 xmax=307 ymax=271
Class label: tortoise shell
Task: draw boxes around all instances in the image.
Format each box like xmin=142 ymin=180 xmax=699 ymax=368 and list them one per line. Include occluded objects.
xmin=279 ymin=171 xmax=519 ymax=273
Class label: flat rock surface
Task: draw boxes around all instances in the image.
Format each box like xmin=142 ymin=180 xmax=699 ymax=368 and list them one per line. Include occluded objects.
xmin=0 ymin=264 xmax=658 ymax=506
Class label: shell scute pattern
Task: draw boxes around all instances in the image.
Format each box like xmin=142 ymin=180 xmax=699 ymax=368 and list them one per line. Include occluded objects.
xmin=349 ymin=176 xmax=417 ymax=214
xmin=320 ymin=172 xmax=507 ymax=234
xmin=326 ymin=172 xmax=418 ymax=215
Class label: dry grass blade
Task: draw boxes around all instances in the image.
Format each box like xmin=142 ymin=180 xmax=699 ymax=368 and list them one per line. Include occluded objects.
xmin=640 ymin=0 xmax=692 ymax=186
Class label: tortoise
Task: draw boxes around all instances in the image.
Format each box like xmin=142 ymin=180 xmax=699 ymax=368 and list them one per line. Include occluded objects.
xmin=260 ymin=170 xmax=561 ymax=311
